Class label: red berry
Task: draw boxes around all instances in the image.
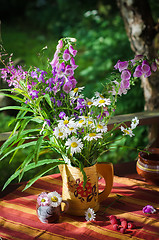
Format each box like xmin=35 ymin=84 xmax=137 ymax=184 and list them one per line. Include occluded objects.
xmin=109 ymin=215 xmax=117 ymax=220
xmin=121 ymin=220 xmax=128 ymax=229
xmin=120 ymin=218 xmax=126 ymax=222
xmin=113 ymin=224 xmax=119 ymax=231
xmin=110 ymin=218 xmax=118 ymax=225
xmin=128 ymin=222 xmax=135 ymax=229
xmin=120 ymin=227 xmax=126 ymax=234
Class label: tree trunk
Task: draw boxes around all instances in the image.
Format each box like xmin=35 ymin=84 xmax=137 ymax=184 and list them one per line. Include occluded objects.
xmin=117 ymin=0 xmax=159 ymax=143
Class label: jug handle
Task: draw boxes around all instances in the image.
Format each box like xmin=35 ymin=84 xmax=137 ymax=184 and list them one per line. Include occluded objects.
xmin=60 ymin=200 xmax=69 ymax=214
xmin=96 ymin=162 xmax=114 ymax=202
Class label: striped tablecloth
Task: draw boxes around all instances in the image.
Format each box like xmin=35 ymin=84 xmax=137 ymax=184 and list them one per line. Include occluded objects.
xmin=0 ymin=173 xmax=159 ymax=240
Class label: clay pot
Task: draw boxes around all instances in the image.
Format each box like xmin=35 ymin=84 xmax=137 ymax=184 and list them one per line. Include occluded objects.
xmin=136 ymin=148 xmax=159 ymax=185
xmin=59 ymin=162 xmax=114 ymax=216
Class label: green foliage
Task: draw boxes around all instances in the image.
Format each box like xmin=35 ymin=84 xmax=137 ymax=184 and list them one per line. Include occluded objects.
xmin=98 ymin=126 xmax=149 ymax=164
xmin=0 ymin=0 xmax=155 ymax=187
xmin=0 ymin=112 xmax=14 ymax=133
xmin=62 ymin=9 xmax=133 ymax=97
xmin=1 ymin=24 xmax=58 ymax=69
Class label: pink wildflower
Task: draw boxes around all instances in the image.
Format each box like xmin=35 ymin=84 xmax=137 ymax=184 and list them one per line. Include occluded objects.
xmin=37 ymin=192 xmax=50 ymax=206
xmin=63 ymin=49 xmax=71 ymax=61
xmin=121 ymin=69 xmax=131 ymax=80
xmin=69 ymin=45 xmax=77 ymax=57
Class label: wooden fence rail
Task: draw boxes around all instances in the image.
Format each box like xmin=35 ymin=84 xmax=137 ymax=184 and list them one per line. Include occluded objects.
xmin=0 ymin=110 xmax=159 ymax=147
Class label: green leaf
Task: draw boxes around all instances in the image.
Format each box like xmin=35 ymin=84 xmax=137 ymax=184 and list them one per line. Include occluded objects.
xmin=0 ymin=128 xmax=40 ymax=156
xmin=34 ymin=136 xmax=44 ymax=163
xmin=43 ymin=94 xmax=53 ymax=108
xmin=0 ymin=133 xmax=19 ymax=155
xmin=0 ymin=141 xmax=37 ymax=161
xmin=9 ymin=138 xmax=25 ymax=163
xmin=0 ymin=92 xmax=25 ymax=103
xmin=18 ymin=151 xmax=35 ymax=182
xmin=23 ymin=163 xmax=58 ymax=191
xmin=0 ymin=106 xmax=34 ymax=113
xmin=17 ymin=118 xmax=33 ymax=139
xmin=2 ymin=159 xmax=65 ymax=190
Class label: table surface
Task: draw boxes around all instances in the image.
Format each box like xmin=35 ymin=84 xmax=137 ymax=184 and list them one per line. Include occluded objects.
xmin=0 ymin=165 xmax=159 ymax=240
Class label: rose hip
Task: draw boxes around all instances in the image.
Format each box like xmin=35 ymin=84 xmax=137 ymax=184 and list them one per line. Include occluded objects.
xmin=113 ymin=224 xmax=119 ymax=231
xmin=121 ymin=220 xmax=128 ymax=229
xmin=109 ymin=215 xmax=117 ymax=220
xmin=120 ymin=218 xmax=126 ymax=222
xmin=110 ymin=218 xmax=118 ymax=225
xmin=128 ymin=222 xmax=135 ymax=229
xmin=120 ymin=227 xmax=126 ymax=234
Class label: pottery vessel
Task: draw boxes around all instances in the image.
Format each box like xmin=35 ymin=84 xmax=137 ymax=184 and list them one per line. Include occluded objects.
xmin=59 ymin=162 xmax=114 ymax=216
xmin=36 ymin=199 xmax=69 ymax=223
xmin=136 ymin=148 xmax=159 ymax=185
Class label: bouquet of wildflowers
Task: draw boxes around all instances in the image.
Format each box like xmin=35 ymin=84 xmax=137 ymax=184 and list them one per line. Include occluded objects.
xmin=0 ymin=37 xmax=158 ymax=190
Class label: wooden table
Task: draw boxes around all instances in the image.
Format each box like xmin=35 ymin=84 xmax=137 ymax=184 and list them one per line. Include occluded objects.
xmin=0 ymin=162 xmax=159 ymax=240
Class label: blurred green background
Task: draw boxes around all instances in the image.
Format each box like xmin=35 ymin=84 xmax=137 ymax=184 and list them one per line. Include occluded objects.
xmin=0 ymin=0 xmax=158 ymax=186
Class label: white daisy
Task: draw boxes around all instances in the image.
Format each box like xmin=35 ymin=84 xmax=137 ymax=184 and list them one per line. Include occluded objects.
xmin=96 ymin=122 xmax=108 ymax=133
xmin=131 ymin=117 xmax=139 ymax=129
xmin=58 ymin=116 xmax=75 ymax=128
xmin=48 ymin=191 xmax=62 ymax=208
xmin=86 ymin=97 xmax=94 ymax=108
xmin=66 ymin=122 xmax=78 ymax=135
xmin=77 ymin=116 xmax=88 ymax=127
xmin=85 ymin=208 xmax=96 ymax=222
xmin=77 ymin=118 xmax=85 ymax=127
xmin=95 ymin=92 xmax=105 ymax=99
xmin=120 ymin=126 xmax=134 ymax=137
xmin=84 ymin=132 xmax=102 ymax=141
xmin=69 ymin=87 xmax=85 ymax=97
xmin=93 ymin=97 xmax=111 ymax=107
xmin=86 ymin=117 xmax=95 ymax=128
xmin=65 ymin=136 xmax=83 ymax=155
xmin=53 ymin=126 xmax=68 ymax=140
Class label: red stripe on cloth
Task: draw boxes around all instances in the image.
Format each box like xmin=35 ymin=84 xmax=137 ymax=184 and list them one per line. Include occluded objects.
xmin=0 ymin=226 xmax=34 ymax=240
xmin=1 ymin=173 xmax=159 ymax=240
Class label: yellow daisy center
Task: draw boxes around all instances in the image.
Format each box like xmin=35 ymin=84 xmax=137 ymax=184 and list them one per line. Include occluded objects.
xmin=99 ymin=94 xmax=104 ymax=98
xmin=58 ymin=132 xmax=63 ymax=136
xmin=124 ymin=129 xmax=130 ymax=135
xmin=88 ymin=121 xmax=93 ymax=124
xmin=99 ymin=99 xmax=105 ymax=104
xmin=69 ymin=127 xmax=74 ymax=131
xmin=73 ymin=88 xmax=78 ymax=93
xmin=97 ymin=124 xmax=103 ymax=129
xmin=79 ymin=120 xmax=84 ymax=124
xmin=64 ymin=120 xmax=69 ymax=125
xmin=41 ymin=198 xmax=46 ymax=202
xmin=87 ymin=101 xmax=93 ymax=105
xmin=89 ymin=133 xmax=96 ymax=137
xmin=88 ymin=213 xmax=92 ymax=218
xmin=71 ymin=142 xmax=78 ymax=148
xmin=51 ymin=196 xmax=58 ymax=202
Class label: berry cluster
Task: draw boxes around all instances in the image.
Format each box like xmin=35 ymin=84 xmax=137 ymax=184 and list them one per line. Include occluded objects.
xmin=109 ymin=215 xmax=136 ymax=234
